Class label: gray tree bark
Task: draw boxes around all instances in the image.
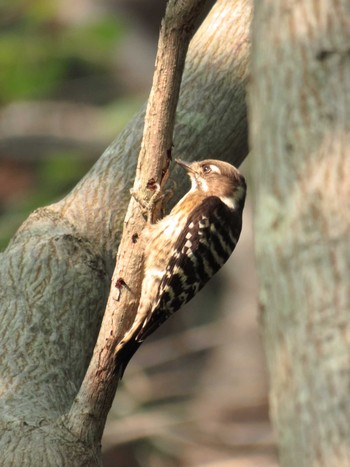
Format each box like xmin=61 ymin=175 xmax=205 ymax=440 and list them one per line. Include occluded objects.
xmin=250 ymin=1 xmax=350 ymax=466
xmin=0 ymin=0 xmax=252 ymax=465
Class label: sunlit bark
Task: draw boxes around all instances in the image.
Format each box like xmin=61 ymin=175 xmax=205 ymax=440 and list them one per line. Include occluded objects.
xmin=250 ymin=1 xmax=350 ymax=465
xmin=0 ymin=1 xmax=251 ymax=464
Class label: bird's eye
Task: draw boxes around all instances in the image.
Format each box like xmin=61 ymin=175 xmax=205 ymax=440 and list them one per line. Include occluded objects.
xmin=202 ymin=165 xmax=211 ymax=174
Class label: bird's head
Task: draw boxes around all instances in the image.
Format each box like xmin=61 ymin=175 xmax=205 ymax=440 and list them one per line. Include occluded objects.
xmin=175 ymin=159 xmax=246 ymax=210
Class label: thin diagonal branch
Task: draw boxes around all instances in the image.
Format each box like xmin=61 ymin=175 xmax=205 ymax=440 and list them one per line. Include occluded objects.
xmin=65 ymin=0 xmax=213 ymax=445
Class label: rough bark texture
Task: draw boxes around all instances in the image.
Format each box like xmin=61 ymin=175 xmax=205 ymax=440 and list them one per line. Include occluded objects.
xmin=65 ymin=0 xmax=211 ymax=447
xmin=250 ymin=1 xmax=350 ymax=466
xmin=0 ymin=0 xmax=251 ymax=465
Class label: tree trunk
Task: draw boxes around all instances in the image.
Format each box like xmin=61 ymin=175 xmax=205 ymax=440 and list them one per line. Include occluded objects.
xmin=0 ymin=0 xmax=252 ymax=464
xmin=250 ymin=1 xmax=350 ymax=466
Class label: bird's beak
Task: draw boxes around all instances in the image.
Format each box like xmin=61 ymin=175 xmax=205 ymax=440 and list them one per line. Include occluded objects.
xmin=175 ymin=159 xmax=195 ymax=173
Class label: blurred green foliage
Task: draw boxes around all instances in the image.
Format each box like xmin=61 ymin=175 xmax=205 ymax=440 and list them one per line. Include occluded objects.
xmin=0 ymin=0 xmax=125 ymax=103
xmin=0 ymin=154 xmax=92 ymax=251
xmin=0 ymin=0 xmax=139 ymax=250
xmin=38 ymin=151 xmax=89 ymax=195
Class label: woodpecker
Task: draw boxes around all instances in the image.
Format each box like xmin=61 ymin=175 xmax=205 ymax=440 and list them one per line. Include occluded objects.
xmin=116 ymin=159 xmax=246 ymax=376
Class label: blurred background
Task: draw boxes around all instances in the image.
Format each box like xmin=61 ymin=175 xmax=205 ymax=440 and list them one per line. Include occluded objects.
xmin=0 ymin=1 xmax=277 ymax=465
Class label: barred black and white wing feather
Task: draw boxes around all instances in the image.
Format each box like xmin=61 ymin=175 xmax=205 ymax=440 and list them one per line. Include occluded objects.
xmin=137 ymin=196 xmax=242 ymax=341
xmin=116 ymin=158 xmax=246 ymax=377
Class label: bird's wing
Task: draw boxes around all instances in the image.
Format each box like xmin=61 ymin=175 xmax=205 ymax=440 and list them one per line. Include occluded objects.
xmin=136 ymin=196 xmax=242 ymax=341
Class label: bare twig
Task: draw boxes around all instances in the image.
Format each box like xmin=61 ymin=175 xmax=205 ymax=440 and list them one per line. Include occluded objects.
xmin=65 ymin=0 xmax=213 ymax=445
